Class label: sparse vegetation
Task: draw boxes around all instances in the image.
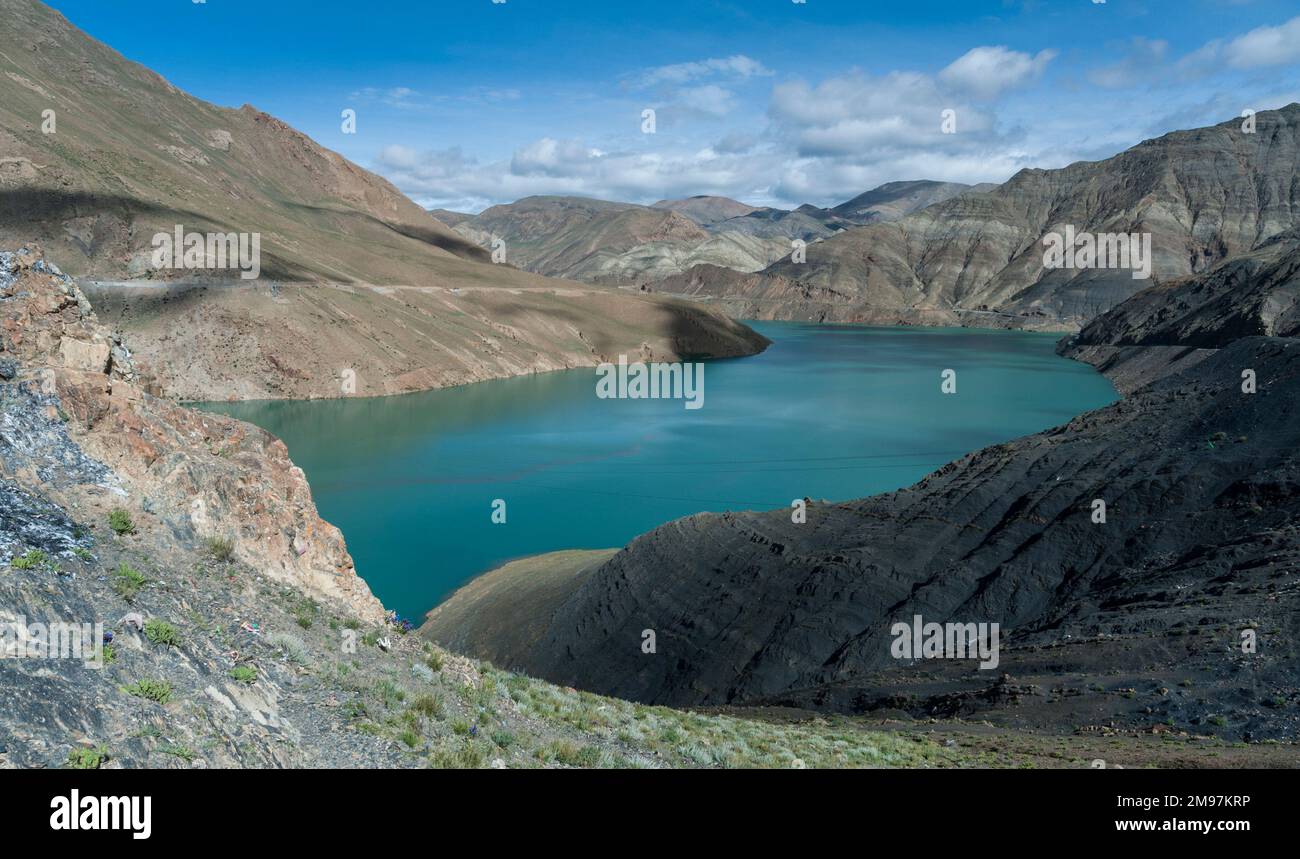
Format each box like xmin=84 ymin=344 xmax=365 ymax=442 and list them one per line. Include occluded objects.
xmin=143 ymin=618 xmax=180 ymax=647
xmin=108 ymin=508 xmax=135 ymax=535
xmin=112 ymin=562 xmax=147 ymax=599
xmin=410 ymin=693 xmax=444 ymax=720
xmin=66 ymin=744 xmax=110 ymax=769
xmin=11 ymin=548 xmax=48 ymax=570
xmin=267 ymin=632 xmax=309 ymax=664
xmin=124 ymin=678 xmax=173 ymax=704
xmin=206 ymin=536 xmax=235 ymax=562
xmin=157 ymin=744 xmax=196 ymax=762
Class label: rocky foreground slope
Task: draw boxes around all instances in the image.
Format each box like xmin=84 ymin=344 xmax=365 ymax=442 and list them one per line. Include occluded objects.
xmin=427 ymin=334 xmax=1300 ymax=746
xmin=659 ymin=105 xmax=1300 ymax=329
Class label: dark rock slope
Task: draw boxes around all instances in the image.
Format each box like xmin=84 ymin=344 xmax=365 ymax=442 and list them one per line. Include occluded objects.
xmin=482 ymin=337 xmax=1300 ymax=741
xmin=1060 ymin=230 xmax=1300 ymax=392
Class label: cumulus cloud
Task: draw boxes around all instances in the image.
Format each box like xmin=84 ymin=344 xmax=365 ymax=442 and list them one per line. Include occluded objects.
xmin=375 ymin=139 xmax=782 ymax=212
xmin=938 ymin=46 xmax=1057 ymax=99
xmin=1221 ymin=16 xmax=1300 ymax=68
xmin=769 ymin=70 xmax=998 ymax=157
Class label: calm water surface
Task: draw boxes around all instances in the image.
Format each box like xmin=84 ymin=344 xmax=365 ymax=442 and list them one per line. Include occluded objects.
xmin=200 ymin=322 xmax=1117 ymax=619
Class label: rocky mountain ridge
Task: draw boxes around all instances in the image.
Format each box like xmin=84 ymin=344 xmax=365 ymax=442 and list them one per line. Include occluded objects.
xmin=433 ymin=181 xmax=982 ymax=287
xmin=659 ymin=105 xmax=1300 ymax=330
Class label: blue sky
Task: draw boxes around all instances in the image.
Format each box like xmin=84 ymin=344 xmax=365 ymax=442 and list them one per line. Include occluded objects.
xmin=46 ymin=0 xmax=1300 ymax=211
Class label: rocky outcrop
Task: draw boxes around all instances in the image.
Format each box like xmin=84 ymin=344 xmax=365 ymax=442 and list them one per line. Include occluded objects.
xmin=667 ymin=105 xmax=1300 ymax=329
xmin=1060 ymin=230 xmax=1300 ymax=392
xmin=1 ymin=247 xmax=382 ymax=618
xmin=431 ymin=336 xmax=1300 ymax=740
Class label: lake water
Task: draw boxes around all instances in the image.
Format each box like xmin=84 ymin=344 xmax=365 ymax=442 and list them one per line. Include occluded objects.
xmin=200 ymin=322 xmax=1117 ymax=620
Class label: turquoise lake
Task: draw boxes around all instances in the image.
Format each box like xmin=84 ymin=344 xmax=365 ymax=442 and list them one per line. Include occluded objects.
xmin=200 ymin=322 xmax=1118 ymax=620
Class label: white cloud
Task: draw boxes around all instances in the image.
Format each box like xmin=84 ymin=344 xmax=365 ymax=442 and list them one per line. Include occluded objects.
xmin=633 ymin=55 xmax=772 ymax=88
xmin=376 ymin=138 xmax=784 ymax=212
xmin=350 ymin=86 xmax=422 ymax=109
xmin=768 ymin=69 xmax=998 ymax=156
xmin=1222 ymin=16 xmax=1300 ymax=68
xmin=938 ymin=46 xmax=1057 ymax=99
xmin=676 ymin=84 xmax=737 ymax=117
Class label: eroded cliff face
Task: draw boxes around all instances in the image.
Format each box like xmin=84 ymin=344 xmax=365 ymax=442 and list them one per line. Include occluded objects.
xmin=0 ymin=246 xmax=382 ymax=620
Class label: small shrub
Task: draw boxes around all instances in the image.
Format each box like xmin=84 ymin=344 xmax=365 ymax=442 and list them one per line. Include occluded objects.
xmin=112 ymin=563 xmax=147 ymax=600
xmin=229 ymin=665 xmax=257 ymax=685
xmin=295 ymin=614 xmax=313 ymax=630
xmin=124 ymin=678 xmax=173 ymax=704
xmin=410 ymin=693 xmax=444 ymax=720
xmin=398 ymin=729 xmax=422 ymax=749
xmin=374 ymin=679 xmax=405 ymax=708
xmin=491 ymin=730 xmax=516 ymax=749
xmin=11 ymin=549 xmax=48 ymax=570
xmin=267 ymin=632 xmax=309 ymax=664
xmin=424 ymin=650 xmax=444 ymax=672
xmin=72 ymin=547 xmax=93 ymax=561
xmin=66 ymin=744 xmax=110 ymax=769
xmin=430 ymin=739 xmax=487 ymax=769
xmin=143 ymin=618 xmax=180 ymax=647
xmin=108 ymin=508 xmax=135 ymax=535
xmin=205 ymin=536 xmax=235 ymax=562
xmin=157 ymin=744 xmax=196 ymax=762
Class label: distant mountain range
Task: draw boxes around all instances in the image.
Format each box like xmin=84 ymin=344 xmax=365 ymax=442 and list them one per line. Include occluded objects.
xmin=656 ymin=105 xmax=1300 ymax=330
xmin=429 ymin=180 xmax=985 ymax=285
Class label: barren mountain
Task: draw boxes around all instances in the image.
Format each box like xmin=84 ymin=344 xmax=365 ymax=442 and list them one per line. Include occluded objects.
xmin=0 ymin=0 xmax=491 ymax=281
xmin=440 ymin=195 xmax=792 ymax=284
xmin=0 ymin=0 xmax=767 ymax=400
xmin=440 ymin=182 xmax=983 ymax=287
xmin=651 ymin=195 xmax=758 ymax=225
xmin=83 ymin=277 xmax=767 ymax=401
xmin=661 ymin=105 xmax=1300 ymax=329
xmin=823 ymin=179 xmax=990 ymax=224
